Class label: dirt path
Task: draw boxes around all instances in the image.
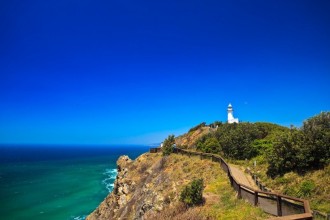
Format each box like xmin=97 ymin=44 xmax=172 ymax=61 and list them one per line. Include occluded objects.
xmin=229 ymin=164 xmax=258 ymax=190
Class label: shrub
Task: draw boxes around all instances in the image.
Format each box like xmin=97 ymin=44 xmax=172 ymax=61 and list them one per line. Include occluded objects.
xmin=215 ymin=122 xmax=261 ymax=159
xmin=162 ymin=135 xmax=175 ymax=156
xmin=267 ymin=112 xmax=330 ymax=177
xmin=180 ymin=179 xmax=204 ymax=207
xmin=266 ymin=130 xmax=303 ymax=178
xmin=196 ymin=135 xmax=221 ymax=154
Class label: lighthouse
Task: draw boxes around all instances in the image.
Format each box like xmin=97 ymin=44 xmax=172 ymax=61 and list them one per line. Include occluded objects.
xmin=227 ymin=103 xmax=239 ymax=124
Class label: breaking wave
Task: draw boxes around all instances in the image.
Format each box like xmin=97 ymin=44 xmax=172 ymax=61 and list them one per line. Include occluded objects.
xmin=71 ymin=215 xmax=86 ymax=220
xmin=102 ymin=168 xmax=117 ymax=192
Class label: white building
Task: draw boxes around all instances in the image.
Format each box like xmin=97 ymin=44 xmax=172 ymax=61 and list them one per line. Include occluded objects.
xmin=227 ymin=103 xmax=239 ymax=124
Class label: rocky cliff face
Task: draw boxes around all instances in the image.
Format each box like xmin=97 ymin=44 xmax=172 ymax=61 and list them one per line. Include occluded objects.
xmin=86 ymin=153 xmax=173 ymax=220
xmin=86 ymin=151 xmax=265 ymax=220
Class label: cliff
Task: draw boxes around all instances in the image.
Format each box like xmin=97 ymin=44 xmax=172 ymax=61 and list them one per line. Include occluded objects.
xmin=86 ymin=153 xmax=166 ymax=220
xmin=87 ymin=152 xmax=268 ymax=220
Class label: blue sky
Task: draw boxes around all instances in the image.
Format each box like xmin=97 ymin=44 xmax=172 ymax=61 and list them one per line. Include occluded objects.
xmin=1 ymin=0 xmax=329 ymax=145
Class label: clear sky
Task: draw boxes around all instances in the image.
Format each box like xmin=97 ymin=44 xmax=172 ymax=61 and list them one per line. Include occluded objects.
xmin=1 ymin=0 xmax=329 ymax=145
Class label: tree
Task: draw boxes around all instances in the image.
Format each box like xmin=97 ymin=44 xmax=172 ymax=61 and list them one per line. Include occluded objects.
xmin=301 ymin=112 xmax=330 ymax=169
xmin=180 ymin=179 xmax=204 ymax=207
xmin=162 ymin=135 xmax=175 ymax=156
xmin=203 ymin=137 xmax=221 ymax=153
xmin=215 ymin=123 xmax=260 ymax=159
xmin=196 ymin=135 xmax=221 ymax=154
xmin=266 ymin=129 xmax=304 ymax=178
xmin=266 ymin=112 xmax=330 ymax=177
xmin=195 ymin=122 xmax=284 ymax=159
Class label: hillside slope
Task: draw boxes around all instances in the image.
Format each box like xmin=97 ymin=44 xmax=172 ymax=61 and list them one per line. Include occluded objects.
xmin=175 ymin=126 xmax=211 ymax=148
xmin=180 ymin=114 xmax=330 ymax=213
xmin=87 ymin=152 xmax=268 ymax=220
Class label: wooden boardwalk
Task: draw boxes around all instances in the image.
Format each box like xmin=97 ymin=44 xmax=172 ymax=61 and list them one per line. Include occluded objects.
xmin=229 ymin=165 xmax=258 ymax=190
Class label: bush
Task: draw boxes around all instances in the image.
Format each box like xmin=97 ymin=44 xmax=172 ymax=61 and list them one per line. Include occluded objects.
xmin=266 ymin=129 xmax=303 ymax=178
xmin=180 ymin=179 xmax=204 ymax=207
xmin=162 ymin=135 xmax=175 ymax=156
xmin=215 ymin=123 xmax=260 ymax=159
xmin=267 ymin=112 xmax=330 ymax=177
xmin=196 ymin=133 xmax=221 ymax=154
xmin=301 ymin=112 xmax=330 ymax=169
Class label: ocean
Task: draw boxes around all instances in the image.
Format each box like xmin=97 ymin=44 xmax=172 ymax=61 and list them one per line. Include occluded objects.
xmin=0 ymin=145 xmax=150 ymax=220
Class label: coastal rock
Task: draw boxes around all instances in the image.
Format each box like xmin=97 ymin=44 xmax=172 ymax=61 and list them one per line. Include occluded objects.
xmin=86 ymin=151 xmax=251 ymax=220
xmin=86 ymin=153 xmax=170 ymax=220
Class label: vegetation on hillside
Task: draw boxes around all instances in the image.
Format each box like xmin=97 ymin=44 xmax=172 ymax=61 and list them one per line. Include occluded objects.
xmin=267 ymin=112 xmax=330 ymax=177
xmin=196 ymin=122 xmax=288 ymax=160
xmin=187 ymin=112 xmax=330 ymax=212
xmin=194 ymin=112 xmax=329 ymax=177
xmin=175 ymin=126 xmax=211 ymax=149
xmin=188 ymin=122 xmax=206 ymax=133
xmin=144 ymin=153 xmax=268 ymax=220
xmin=180 ymin=179 xmax=204 ymax=207
xmin=162 ymin=134 xmax=175 ymax=156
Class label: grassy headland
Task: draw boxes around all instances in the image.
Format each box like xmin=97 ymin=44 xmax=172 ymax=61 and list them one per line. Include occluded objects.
xmin=175 ymin=112 xmax=330 ymax=213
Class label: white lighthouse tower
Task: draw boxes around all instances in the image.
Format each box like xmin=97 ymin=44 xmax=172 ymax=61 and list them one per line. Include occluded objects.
xmin=227 ymin=103 xmax=239 ymax=124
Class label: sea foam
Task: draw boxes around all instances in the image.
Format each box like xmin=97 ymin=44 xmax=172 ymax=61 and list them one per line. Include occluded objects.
xmin=102 ymin=168 xmax=117 ymax=192
xmin=71 ymin=215 xmax=86 ymax=220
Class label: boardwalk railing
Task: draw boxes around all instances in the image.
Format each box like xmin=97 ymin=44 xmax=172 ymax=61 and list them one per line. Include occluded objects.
xmin=149 ymin=147 xmax=162 ymax=153
xmin=151 ymin=147 xmax=314 ymax=220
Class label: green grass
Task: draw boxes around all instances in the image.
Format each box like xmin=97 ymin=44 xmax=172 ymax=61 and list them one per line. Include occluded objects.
xmin=204 ymin=177 xmax=269 ymax=220
xmin=230 ymin=156 xmax=330 ymax=214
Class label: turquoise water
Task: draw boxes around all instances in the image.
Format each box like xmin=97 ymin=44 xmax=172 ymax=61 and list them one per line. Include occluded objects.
xmin=0 ymin=145 xmax=150 ymax=220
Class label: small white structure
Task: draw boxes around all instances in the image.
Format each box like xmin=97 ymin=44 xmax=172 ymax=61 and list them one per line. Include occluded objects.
xmin=227 ymin=103 xmax=239 ymax=124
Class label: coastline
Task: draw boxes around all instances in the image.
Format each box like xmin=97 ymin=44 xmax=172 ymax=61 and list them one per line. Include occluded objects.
xmin=0 ymin=145 xmax=150 ymax=220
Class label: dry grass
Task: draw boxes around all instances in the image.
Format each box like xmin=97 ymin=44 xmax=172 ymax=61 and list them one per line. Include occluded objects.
xmin=175 ymin=127 xmax=211 ymax=148
xmin=145 ymin=203 xmax=207 ymax=220
xmin=138 ymin=153 xmax=269 ymax=219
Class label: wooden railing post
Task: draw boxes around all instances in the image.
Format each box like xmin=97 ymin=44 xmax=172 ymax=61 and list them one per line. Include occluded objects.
xmin=238 ymin=184 xmax=242 ymax=199
xmin=227 ymin=170 xmax=233 ymax=186
xmin=254 ymin=192 xmax=258 ymax=206
xmin=277 ymin=195 xmax=282 ymax=216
